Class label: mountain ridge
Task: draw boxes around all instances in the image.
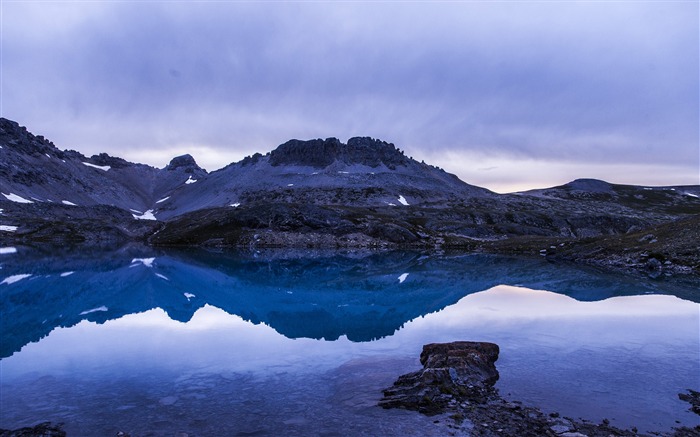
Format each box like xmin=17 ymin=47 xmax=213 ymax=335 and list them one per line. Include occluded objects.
xmin=2 ymin=117 xmax=699 ymax=276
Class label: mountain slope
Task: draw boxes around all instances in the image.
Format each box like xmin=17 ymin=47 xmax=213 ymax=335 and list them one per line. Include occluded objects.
xmin=2 ymin=117 xmax=700 ymax=271
xmin=522 ymin=178 xmax=700 ymax=215
xmin=151 ymin=136 xmax=494 ymax=220
xmin=1 ymin=118 xmax=491 ymax=221
xmin=0 ymin=118 xmax=204 ymax=214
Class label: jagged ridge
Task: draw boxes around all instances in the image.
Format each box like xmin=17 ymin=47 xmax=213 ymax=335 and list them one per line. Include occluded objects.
xmin=269 ymin=137 xmax=410 ymax=169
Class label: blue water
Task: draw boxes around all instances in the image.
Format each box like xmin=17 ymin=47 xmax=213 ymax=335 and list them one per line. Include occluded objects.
xmin=1 ymin=247 xmax=698 ymax=436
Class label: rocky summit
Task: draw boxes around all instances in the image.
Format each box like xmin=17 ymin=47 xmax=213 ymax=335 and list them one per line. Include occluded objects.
xmin=1 ymin=117 xmax=700 ymax=276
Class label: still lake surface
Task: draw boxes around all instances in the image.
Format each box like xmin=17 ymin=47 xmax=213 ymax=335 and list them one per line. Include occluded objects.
xmin=1 ymin=247 xmax=699 ymax=436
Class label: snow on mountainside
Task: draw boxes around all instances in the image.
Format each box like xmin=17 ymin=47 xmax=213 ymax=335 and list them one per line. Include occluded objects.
xmin=2 ymin=117 xmax=700 ymax=258
xmin=0 ymin=118 xmax=492 ymax=221
xmin=0 ymin=118 xmax=204 ymax=217
xmin=153 ymin=137 xmax=493 ymax=219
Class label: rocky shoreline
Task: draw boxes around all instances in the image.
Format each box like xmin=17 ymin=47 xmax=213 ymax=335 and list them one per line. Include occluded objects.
xmin=380 ymin=342 xmax=700 ymax=437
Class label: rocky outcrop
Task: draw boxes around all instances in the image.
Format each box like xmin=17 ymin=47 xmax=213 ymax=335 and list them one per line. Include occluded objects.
xmin=0 ymin=422 xmax=66 ymax=437
xmin=679 ymin=389 xmax=700 ymax=416
xmin=379 ymin=342 xmax=693 ymax=437
xmin=165 ymin=154 xmax=203 ymax=173
xmin=89 ymin=152 xmax=131 ymax=169
xmin=269 ymin=137 xmax=410 ymax=169
xmin=379 ymin=341 xmax=499 ymax=414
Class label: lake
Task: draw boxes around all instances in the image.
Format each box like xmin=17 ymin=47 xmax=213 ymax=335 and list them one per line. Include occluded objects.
xmin=1 ymin=247 xmax=698 ymax=436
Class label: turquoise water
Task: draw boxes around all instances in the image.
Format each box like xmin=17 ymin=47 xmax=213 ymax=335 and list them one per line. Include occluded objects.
xmin=1 ymin=248 xmax=698 ymax=435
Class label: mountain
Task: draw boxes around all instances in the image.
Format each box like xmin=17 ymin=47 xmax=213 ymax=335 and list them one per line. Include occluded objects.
xmin=522 ymin=178 xmax=700 ymax=215
xmin=153 ymin=137 xmax=493 ymax=220
xmin=0 ymin=118 xmax=490 ymax=219
xmin=0 ymin=118 xmax=205 ymax=214
xmin=1 ymin=117 xmax=699 ymax=275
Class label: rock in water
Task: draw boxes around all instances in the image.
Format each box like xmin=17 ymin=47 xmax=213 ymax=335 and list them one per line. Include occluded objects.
xmin=0 ymin=422 xmax=66 ymax=437
xmin=379 ymin=341 xmax=499 ymax=415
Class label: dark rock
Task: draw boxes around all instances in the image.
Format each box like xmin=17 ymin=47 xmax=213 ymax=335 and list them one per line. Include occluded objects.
xmin=0 ymin=422 xmax=66 ymax=437
xmin=90 ymin=152 xmax=130 ymax=169
xmin=379 ymin=341 xmax=499 ymax=414
xmin=646 ymin=258 xmax=662 ymax=271
xmin=269 ymin=137 xmax=409 ymax=168
xmin=165 ymin=154 xmax=202 ymax=173
xmin=419 ymin=342 xmax=500 ymax=385
xmin=679 ymin=389 xmax=700 ymax=416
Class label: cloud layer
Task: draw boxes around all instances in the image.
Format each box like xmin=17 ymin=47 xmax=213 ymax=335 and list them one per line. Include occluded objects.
xmin=2 ymin=2 xmax=698 ymax=191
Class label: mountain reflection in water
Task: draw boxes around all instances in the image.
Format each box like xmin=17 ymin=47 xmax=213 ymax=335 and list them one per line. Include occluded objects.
xmin=0 ymin=247 xmax=698 ymax=435
xmin=2 ymin=247 xmax=699 ymax=358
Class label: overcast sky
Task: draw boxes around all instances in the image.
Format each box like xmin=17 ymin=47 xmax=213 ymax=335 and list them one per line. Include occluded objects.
xmin=2 ymin=1 xmax=698 ymax=192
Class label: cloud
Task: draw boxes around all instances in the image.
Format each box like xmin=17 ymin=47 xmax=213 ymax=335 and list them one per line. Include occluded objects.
xmin=2 ymin=1 xmax=698 ymax=188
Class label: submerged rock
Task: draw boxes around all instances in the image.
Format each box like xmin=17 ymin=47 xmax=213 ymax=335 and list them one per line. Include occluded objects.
xmin=0 ymin=422 xmax=66 ymax=437
xmin=679 ymin=389 xmax=700 ymax=416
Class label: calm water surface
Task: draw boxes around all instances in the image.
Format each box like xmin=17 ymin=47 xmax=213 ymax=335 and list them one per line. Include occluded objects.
xmin=1 ymin=248 xmax=698 ymax=436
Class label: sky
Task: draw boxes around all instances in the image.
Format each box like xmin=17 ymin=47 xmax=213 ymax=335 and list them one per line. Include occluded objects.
xmin=1 ymin=1 xmax=698 ymax=193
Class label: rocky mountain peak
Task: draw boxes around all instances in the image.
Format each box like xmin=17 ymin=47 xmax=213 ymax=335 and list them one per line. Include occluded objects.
xmin=90 ymin=152 xmax=130 ymax=169
xmin=269 ymin=137 xmax=409 ymax=169
xmin=564 ymin=179 xmax=613 ymax=193
xmin=0 ymin=117 xmax=60 ymax=157
xmin=166 ymin=154 xmax=203 ymax=173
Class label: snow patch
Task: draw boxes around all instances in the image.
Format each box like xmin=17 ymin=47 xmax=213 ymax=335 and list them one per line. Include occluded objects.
xmin=131 ymin=257 xmax=155 ymax=268
xmin=0 ymin=225 xmax=18 ymax=232
xmin=231 ymin=203 xmax=241 ymax=207
xmin=185 ymin=176 xmax=197 ymax=184
xmin=184 ymin=292 xmax=195 ymax=300
xmin=155 ymin=273 xmax=169 ymax=281
xmin=398 ymin=273 xmax=409 ymax=283
xmin=82 ymin=162 xmax=110 ymax=171
xmin=0 ymin=208 xmax=3 ymax=214
xmin=62 ymin=200 xmax=78 ymax=206
xmin=45 ymin=153 xmax=51 ymax=158
xmin=683 ymin=192 xmax=699 ymax=198
xmin=397 ymin=195 xmax=409 ymax=206
xmin=2 ymin=193 xmax=33 ymax=203
xmin=643 ymin=188 xmax=653 ymax=191
xmin=0 ymin=247 xmax=17 ymax=255
xmin=387 ymin=202 xmax=396 ymax=206
xmin=80 ymin=306 xmax=108 ymax=315
xmin=338 ymin=171 xmax=349 ymax=174
xmin=1 ymin=274 xmax=32 ymax=285
xmin=287 ymin=184 xmax=294 ymax=187
xmin=130 ymin=209 xmax=142 ymax=213
xmin=132 ymin=210 xmax=157 ymax=220
xmin=156 ymin=196 xmax=170 ymax=204
xmin=60 ymin=271 xmax=74 ymax=277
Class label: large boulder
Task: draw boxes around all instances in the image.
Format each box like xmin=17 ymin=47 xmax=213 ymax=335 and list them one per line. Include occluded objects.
xmin=379 ymin=341 xmax=499 ymax=415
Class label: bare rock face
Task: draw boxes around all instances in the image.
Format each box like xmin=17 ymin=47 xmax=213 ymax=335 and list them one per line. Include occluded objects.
xmin=379 ymin=341 xmax=499 ymax=415
xmin=165 ymin=154 xmax=203 ymax=173
xmin=269 ymin=137 xmax=409 ymax=169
